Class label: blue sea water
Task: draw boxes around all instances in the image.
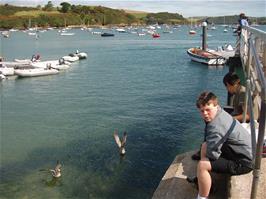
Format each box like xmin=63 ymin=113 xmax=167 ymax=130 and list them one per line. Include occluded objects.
xmin=1 ymin=26 xmax=264 ymax=198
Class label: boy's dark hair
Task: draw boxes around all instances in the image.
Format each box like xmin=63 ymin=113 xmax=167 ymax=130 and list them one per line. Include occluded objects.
xmin=196 ymin=91 xmax=219 ymax=108
xmin=223 ymin=72 xmax=240 ymax=86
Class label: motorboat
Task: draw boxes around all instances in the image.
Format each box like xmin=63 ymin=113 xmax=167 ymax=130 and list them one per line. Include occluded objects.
xmin=0 ymin=61 xmax=31 ymax=68
xmin=189 ymin=30 xmax=196 ymax=35
xmin=31 ymin=59 xmax=70 ymax=70
xmin=62 ymin=55 xmax=79 ymax=62
xmin=101 ymin=33 xmax=114 ymax=37
xmin=116 ymin=28 xmax=126 ymax=33
xmin=0 ymin=72 xmax=6 ymax=80
xmin=215 ymin=44 xmax=235 ymax=59
xmin=2 ymin=31 xmax=10 ymax=38
xmin=76 ymin=52 xmax=87 ymax=59
xmin=152 ymin=33 xmax=160 ymax=38
xmin=70 ymin=51 xmax=88 ymax=60
xmin=0 ymin=66 xmax=15 ymax=76
xmin=15 ymin=68 xmax=59 ymax=77
xmin=60 ymin=32 xmax=75 ymax=36
xmin=187 ymin=48 xmax=226 ymax=65
xmin=14 ymin=54 xmax=41 ymax=63
xmin=138 ymin=33 xmax=146 ymax=36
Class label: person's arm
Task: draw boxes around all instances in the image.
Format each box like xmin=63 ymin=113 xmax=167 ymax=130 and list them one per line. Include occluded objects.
xmin=205 ymin=125 xmax=224 ymax=160
xmin=233 ymin=112 xmax=250 ymax=123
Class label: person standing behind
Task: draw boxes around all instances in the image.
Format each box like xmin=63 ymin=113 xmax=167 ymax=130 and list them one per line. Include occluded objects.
xmin=239 ymin=13 xmax=249 ymax=27
xmin=235 ymin=13 xmax=249 ymax=36
xmin=195 ymin=91 xmax=253 ymax=199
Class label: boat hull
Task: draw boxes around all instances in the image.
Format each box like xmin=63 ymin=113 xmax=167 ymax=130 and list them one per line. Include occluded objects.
xmin=0 ymin=67 xmax=15 ymax=75
xmin=15 ymin=68 xmax=59 ymax=77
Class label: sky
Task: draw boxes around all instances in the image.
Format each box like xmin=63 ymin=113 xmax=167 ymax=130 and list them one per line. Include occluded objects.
xmin=1 ymin=0 xmax=266 ymax=17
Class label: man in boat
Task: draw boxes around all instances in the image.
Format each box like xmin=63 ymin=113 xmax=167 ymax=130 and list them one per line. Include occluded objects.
xmin=195 ymin=91 xmax=253 ymax=199
xmin=223 ymin=72 xmax=259 ymax=122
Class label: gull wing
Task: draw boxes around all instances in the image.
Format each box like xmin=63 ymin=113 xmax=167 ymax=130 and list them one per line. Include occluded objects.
xmin=114 ymin=130 xmax=121 ymax=148
xmin=121 ymin=131 xmax=127 ymax=147
xmin=55 ymin=161 xmax=62 ymax=171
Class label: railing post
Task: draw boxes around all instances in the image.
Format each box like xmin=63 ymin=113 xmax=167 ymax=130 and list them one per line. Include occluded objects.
xmin=263 ymin=43 xmax=266 ymax=76
xmin=243 ymin=38 xmax=252 ymax=122
xmin=251 ymin=97 xmax=266 ymax=199
xmin=239 ymin=26 xmax=266 ymax=199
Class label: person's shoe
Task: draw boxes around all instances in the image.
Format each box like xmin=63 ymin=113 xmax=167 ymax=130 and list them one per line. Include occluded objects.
xmin=191 ymin=151 xmax=201 ymax=160
xmin=187 ymin=176 xmax=198 ymax=184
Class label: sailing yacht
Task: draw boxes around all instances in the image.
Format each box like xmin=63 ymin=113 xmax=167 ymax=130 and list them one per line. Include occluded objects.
xmin=223 ymin=16 xmax=228 ymax=33
xmin=189 ymin=18 xmax=196 ymax=35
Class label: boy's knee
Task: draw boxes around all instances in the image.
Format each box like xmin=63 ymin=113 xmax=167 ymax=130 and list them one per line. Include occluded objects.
xmin=198 ymin=160 xmax=211 ymax=171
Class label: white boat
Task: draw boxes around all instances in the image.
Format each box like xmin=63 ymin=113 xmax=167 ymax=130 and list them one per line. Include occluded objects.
xmin=91 ymin=31 xmax=102 ymax=35
xmin=189 ymin=30 xmax=196 ymax=35
xmin=51 ymin=64 xmax=69 ymax=70
xmin=187 ymin=48 xmax=226 ymax=65
xmin=62 ymin=55 xmax=79 ymax=62
xmin=0 ymin=73 xmax=6 ymax=80
xmin=2 ymin=31 xmax=10 ymax=38
xmin=14 ymin=59 xmax=32 ymax=63
xmin=14 ymin=54 xmax=41 ymax=63
xmin=215 ymin=44 xmax=235 ymax=59
xmin=60 ymin=32 xmax=75 ymax=36
xmin=31 ymin=59 xmax=70 ymax=70
xmin=28 ymin=32 xmax=36 ymax=36
xmin=70 ymin=51 xmax=88 ymax=59
xmin=15 ymin=68 xmax=59 ymax=77
xmin=138 ymin=33 xmax=146 ymax=36
xmin=0 ymin=66 xmax=15 ymax=76
xmin=116 ymin=28 xmax=126 ymax=33
xmin=0 ymin=61 xmax=31 ymax=68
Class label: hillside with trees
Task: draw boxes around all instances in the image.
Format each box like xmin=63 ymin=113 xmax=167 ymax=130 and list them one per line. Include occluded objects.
xmin=0 ymin=2 xmax=265 ymax=29
xmin=0 ymin=2 xmax=186 ymax=29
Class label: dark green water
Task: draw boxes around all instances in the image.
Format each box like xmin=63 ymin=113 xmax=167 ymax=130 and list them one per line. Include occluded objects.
xmin=1 ymin=26 xmax=263 ymax=198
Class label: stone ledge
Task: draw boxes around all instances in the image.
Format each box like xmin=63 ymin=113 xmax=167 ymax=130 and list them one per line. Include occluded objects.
xmin=228 ymin=158 xmax=266 ymax=199
xmin=152 ymin=150 xmax=228 ymax=199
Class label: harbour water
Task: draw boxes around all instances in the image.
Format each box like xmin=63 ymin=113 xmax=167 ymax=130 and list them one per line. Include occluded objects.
xmin=1 ymin=26 xmax=265 ymax=198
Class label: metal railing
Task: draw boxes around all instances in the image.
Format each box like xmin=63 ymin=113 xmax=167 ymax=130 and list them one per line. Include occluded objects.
xmin=239 ymin=26 xmax=266 ymax=199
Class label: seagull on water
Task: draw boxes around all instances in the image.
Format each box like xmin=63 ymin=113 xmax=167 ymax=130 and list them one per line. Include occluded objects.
xmin=114 ymin=130 xmax=127 ymax=156
xmin=50 ymin=161 xmax=62 ymax=178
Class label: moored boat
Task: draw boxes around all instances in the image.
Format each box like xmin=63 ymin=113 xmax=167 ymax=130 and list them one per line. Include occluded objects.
xmin=152 ymin=33 xmax=160 ymax=38
xmin=101 ymin=32 xmax=114 ymax=37
xmin=189 ymin=30 xmax=196 ymax=35
xmin=62 ymin=55 xmax=79 ymax=62
xmin=0 ymin=72 xmax=7 ymax=80
xmin=31 ymin=60 xmax=70 ymax=70
xmin=187 ymin=48 xmax=226 ymax=65
xmin=70 ymin=51 xmax=88 ymax=59
xmin=60 ymin=32 xmax=75 ymax=36
xmin=15 ymin=68 xmax=59 ymax=77
xmin=0 ymin=66 xmax=15 ymax=76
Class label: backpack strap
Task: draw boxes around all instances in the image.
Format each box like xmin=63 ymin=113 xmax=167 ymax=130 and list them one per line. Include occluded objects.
xmin=213 ymin=119 xmax=237 ymax=150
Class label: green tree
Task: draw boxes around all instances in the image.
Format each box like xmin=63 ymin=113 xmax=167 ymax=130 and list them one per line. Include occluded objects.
xmin=60 ymin=2 xmax=71 ymax=13
xmin=43 ymin=1 xmax=53 ymax=11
